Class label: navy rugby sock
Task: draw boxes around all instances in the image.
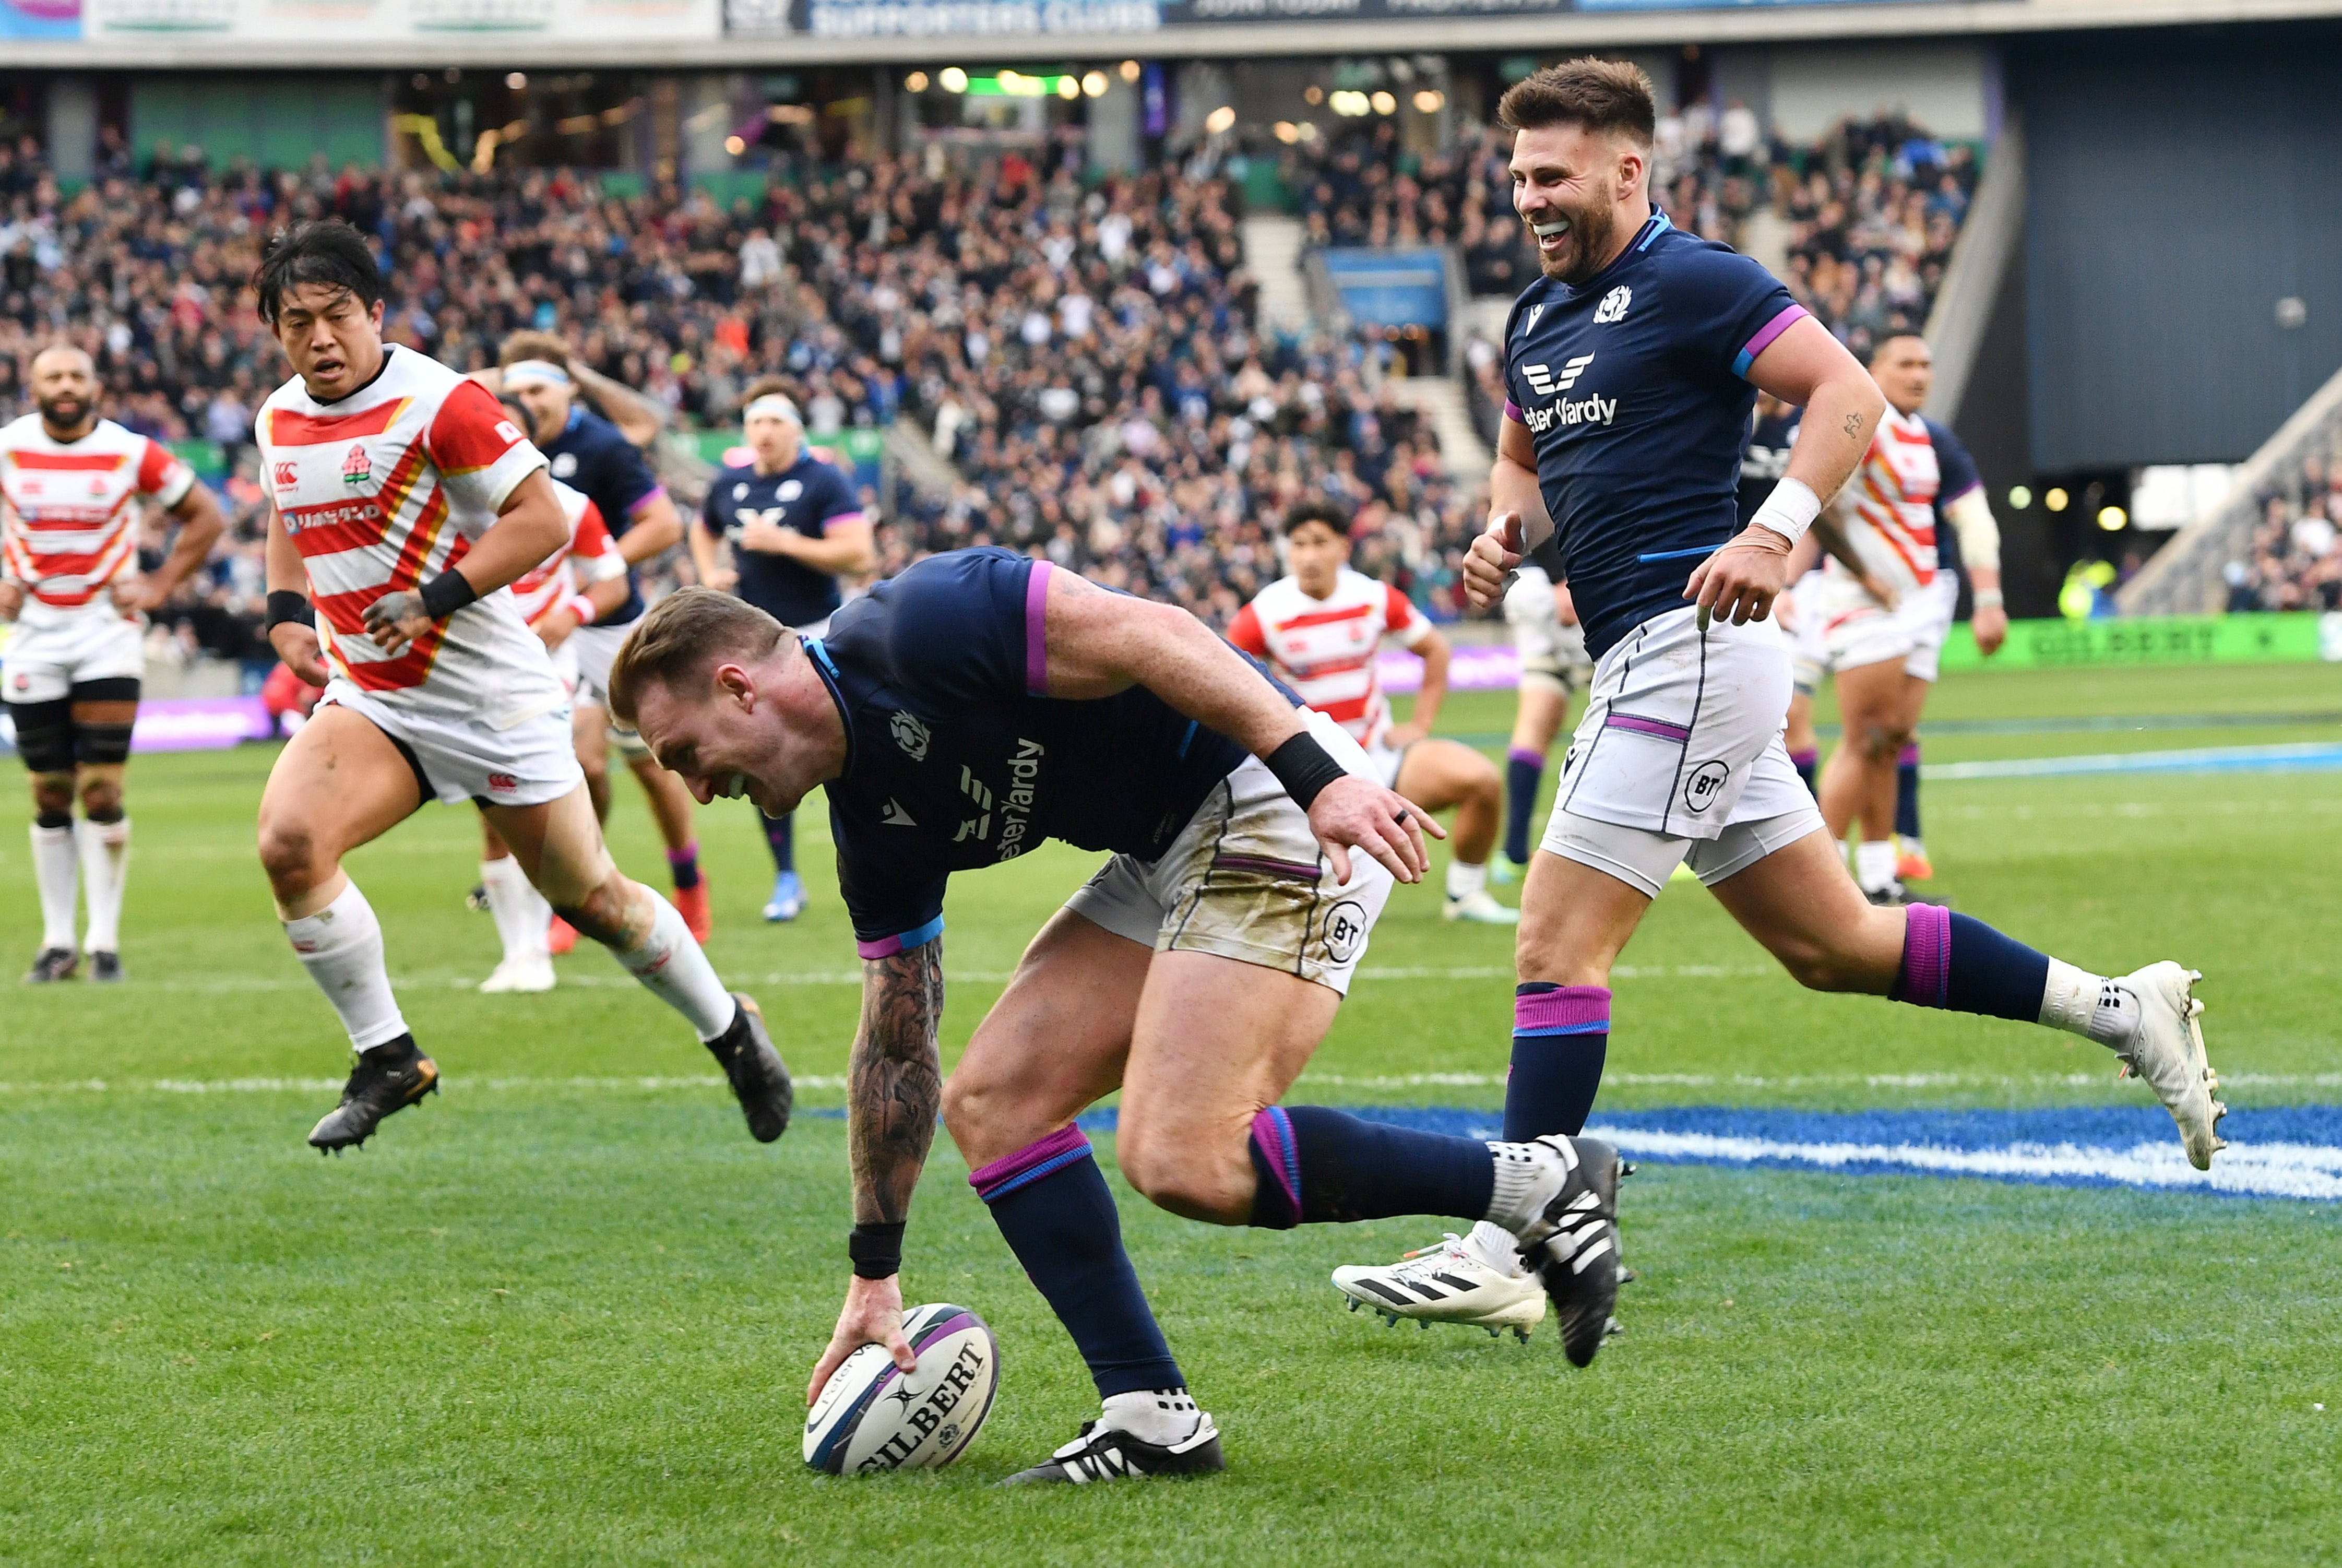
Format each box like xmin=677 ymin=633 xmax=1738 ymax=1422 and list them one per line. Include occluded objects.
xmin=665 ymin=840 xmax=701 ymax=892
xmin=1895 ymin=744 xmax=1922 ymax=840
xmin=1502 ymin=748 xmax=1544 ymax=865
xmin=971 ymin=1127 xmax=1183 ymax=1399
xmin=763 ymin=811 xmax=794 ymax=875
xmin=1245 ymin=1107 xmax=1495 ymax=1229
xmin=1505 ymin=982 xmax=1609 ymax=1141
xmin=1891 ymin=904 xmax=2053 ymax=1021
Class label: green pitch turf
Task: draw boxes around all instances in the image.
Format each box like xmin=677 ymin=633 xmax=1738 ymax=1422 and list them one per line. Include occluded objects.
xmin=3 ymin=662 xmax=2339 ymax=1564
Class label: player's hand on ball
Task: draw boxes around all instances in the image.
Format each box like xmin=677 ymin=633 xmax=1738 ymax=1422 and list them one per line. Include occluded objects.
xmin=1973 ymin=601 xmax=2008 ymax=655
xmin=362 ymin=590 xmax=435 ymax=654
xmin=1309 ymin=774 xmax=1443 ymax=886
xmin=1463 ymin=513 xmax=1526 ymax=611
xmin=1685 ymin=525 xmax=1793 ymax=627
xmin=268 ymin=622 xmax=330 ymax=687
xmin=808 ymin=1273 xmax=917 ymax=1408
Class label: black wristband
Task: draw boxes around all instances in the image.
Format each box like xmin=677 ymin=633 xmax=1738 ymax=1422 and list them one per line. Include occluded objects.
xmin=419 ymin=572 xmax=479 ymax=621
xmin=848 ymin=1221 xmax=906 ymax=1280
xmin=265 ymin=590 xmax=314 ymax=632
xmin=1264 ymin=730 xmax=1350 ymax=812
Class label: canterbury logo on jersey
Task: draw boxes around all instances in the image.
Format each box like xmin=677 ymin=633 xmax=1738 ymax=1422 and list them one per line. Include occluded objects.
xmin=1520 ymin=354 xmax=1595 ymax=397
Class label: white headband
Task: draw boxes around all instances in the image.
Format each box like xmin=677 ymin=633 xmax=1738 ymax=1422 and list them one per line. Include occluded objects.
xmin=504 ymin=359 xmax=573 ymax=389
xmin=744 ymin=394 xmax=801 ymax=426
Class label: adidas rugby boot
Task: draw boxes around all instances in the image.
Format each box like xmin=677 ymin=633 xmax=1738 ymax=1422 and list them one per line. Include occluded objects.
xmin=89 ymin=951 xmax=122 ymax=984
xmin=1496 ymin=1135 xmax=1624 ymax=1368
xmin=1002 ymin=1412 xmax=1225 ymax=1484
xmin=705 ymin=992 xmax=792 ymax=1143
xmin=307 ymin=1036 xmax=439 ymax=1152
xmin=23 ymin=945 xmax=77 ymax=983
xmin=2110 ymin=962 xmax=2227 ymax=1170
xmin=1332 ymin=1230 xmax=1547 ymax=1340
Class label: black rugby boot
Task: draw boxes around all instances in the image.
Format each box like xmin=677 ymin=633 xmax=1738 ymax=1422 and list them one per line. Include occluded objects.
xmin=308 ymin=1036 xmax=439 ymax=1152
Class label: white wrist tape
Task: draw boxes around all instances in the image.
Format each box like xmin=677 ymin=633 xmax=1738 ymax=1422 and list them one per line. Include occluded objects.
xmin=1748 ymin=477 xmax=1822 ymax=547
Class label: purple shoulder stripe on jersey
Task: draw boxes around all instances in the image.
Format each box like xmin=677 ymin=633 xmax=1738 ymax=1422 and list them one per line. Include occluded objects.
xmin=1732 ymin=304 xmax=1811 ymax=379
xmin=1898 ymin=902 xmax=1953 ymax=1009
xmin=969 ymin=1124 xmax=1093 ymax=1202
xmin=856 ymin=914 xmax=944 ymax=961
xmin=1515 ymin=984 xmax=1612 ymax=1037
xmin=626 ymin=484 xmax=670 ymax=516
xmin=819 ymin=509 xmax=867 ymax=532
xmin=1250 ymin=1107 xmax=1302 ymax=1218
xmin=1604 ymin=711 xmax=1692 ymax=742
xmin=1503 ymin=398 xmax=1523 ymax=422
xmin=1025 ymin=558 xmax=1054 ymax=695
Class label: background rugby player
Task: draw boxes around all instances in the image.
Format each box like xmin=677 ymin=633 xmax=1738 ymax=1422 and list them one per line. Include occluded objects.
xmin=1333 ymin=58 xmax=2226 ymax=1329
xmin=691 ymin=378 xmax=876 ymax=922
xmin=610 ymin=554 xmax=1629 ymax=1483
xmin=2 ymin=344 xmax=225 ymax=983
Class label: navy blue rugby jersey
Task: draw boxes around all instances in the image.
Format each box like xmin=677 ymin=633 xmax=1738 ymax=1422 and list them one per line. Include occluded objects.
xmin=805 ymin=548 xmax=1274 ymax=959
xmin=1922 ymin=415 xmax=1982 ymax=579
xmin=1502 ymin=211 xmax=1808 ymax=657
xmin=540 ymin=405 xmax=665 ymax=626
xmin=702 ymin=452 xmax=864 ymax=628
xmin=1737 ymin=406 xmax=1803 ymax=527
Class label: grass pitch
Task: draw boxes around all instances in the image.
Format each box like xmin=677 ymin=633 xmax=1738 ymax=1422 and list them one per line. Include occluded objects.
xmin=3 ymin=662 xmax=2340 ymax=1564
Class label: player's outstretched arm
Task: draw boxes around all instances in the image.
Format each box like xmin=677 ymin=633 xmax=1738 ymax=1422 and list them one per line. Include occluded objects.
xmin=363 ymin=469 xmax=570 ymax=653
xmin=1039 ymin=569 xmax=1440 ymax=884
xmin=1688 ymin=317 xmax=1886 ymax=626
xmin=808 ymin=941 xmax=947 ymax=1404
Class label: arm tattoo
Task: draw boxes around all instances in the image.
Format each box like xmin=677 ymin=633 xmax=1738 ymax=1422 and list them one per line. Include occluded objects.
xmin=1843 ymin=412 xmax=1865 ymax=440
xmin=848 ymin=940 xmax=945 ymax=1226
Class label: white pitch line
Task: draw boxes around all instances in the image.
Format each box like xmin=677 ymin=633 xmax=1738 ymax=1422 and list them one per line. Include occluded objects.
xmin=1584 ymin=1124 xmax=2342 ymax=1202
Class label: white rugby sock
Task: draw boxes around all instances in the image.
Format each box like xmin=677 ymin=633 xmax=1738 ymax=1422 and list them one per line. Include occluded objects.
xmin=283 ymin=881 xmax=409 ymax=1050
xmin=611 ymin=886 xmax=737 ymax=1041
xmin=77 ymin=815 xmax=131 ymax=953
xmin=30 ymin=822 xmax=78 ymax=950
xmin=1465 ymin=1219 xmax=1528 ymax=1277
xmin=1101 ymin=1387 xmax=1201 ymax=1446
xmin=2041 ymin=958 xmax=2136 ymax=1047
xmin=1483 ymin=1138 xmax=1571 ymax=1232
xmin=480 ymin=856 xmax=551 ymax=962
xmin=1853 ymin=838 xmax=1899 ymax=893
xmin=1446 ymin=858 xmax=1488 ymax=901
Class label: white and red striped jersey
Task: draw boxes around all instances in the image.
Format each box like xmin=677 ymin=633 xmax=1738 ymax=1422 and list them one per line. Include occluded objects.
xmin=0 ymin=415 xmax=195 ymax=619
xmin=257 ymin=346 xmax=563 ymax=724
xmin=1229 ymin=568 xmax=1432 ymax=749
xmin=508 ymin=479 xmax=624 ymax=628
xmin=1828 ymin=406 xmax=1940 ymax=597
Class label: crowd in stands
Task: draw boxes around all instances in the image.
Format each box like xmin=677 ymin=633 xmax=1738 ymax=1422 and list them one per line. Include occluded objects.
xmin=2224 ymin=452 xmax=2342 ymax=612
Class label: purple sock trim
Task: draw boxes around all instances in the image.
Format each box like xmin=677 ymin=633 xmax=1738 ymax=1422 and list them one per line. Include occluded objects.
xmin=1024 ymin=559 xmax=1054 ymax=696
xmin=665 ymin=841 xmax=699 ymax=866
xmin=970 ymin=1124 xmax=1092 ymax=1202
xmin=1507 ymin=746 xmax=1545 ymax=766
xmin=1898 ymin=743 xmax=1921 ymax=767
xmin=1790 ymin=747 xmax=1820 ymax=767
xmin=1250 ymin=1107 xmax=1301 ymax=1218
xmin=1897 ymin=902 xmax=1952 ymax=1009
xmin=1515 ymin=984 xmax=1611 ymax=1033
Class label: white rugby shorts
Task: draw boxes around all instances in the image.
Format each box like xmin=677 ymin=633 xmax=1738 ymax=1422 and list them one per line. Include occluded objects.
xmin=1065 ymin=709 xmax=1394 ymax=995
xmin=320 ymin=678 xmax=582 ymax=807
xmin=1505 ymin=564 xmax=1593 ymax=694
xmin=1813 ymin=568 xmax=1960 ymax=682
xmin=1540 ymin=604 xmax=1823 ymax=898
xmin=3 ymin=603 xmax=145 ymax=703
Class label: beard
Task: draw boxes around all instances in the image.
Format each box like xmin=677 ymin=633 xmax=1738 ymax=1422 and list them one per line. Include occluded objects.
xmin=36 ymin=392 xmax=89 ymax=430
xmin=1531 ymin=185 xmax=1621 ymax=287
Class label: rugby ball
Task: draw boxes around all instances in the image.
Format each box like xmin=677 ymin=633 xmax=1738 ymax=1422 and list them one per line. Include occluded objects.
xmin=803 ymin=1303 xmax=1000 ymax=1474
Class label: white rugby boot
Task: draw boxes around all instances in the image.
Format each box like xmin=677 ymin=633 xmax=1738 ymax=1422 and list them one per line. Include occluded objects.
xmin=2110 ymin=962 xmax=2227 ymax=1170
xmin=1333 ymin=1226 xmax=1548 ymax=1341
xmin=479 ymin=952 xmax=556 ymax=994
xmin=1443 ymin=888 xmax=1521 ymax=925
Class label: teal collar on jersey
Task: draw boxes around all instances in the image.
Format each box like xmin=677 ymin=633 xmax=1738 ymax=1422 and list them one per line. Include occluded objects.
xmin=800 ymin=634 xmax=857 ymax=783
xmin=1570 ymin=209 xmax=1671 ymax=300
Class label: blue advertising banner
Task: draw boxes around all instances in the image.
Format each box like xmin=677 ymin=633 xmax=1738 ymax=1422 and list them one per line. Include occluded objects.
xmin=0 ymin=0 xmax=81 ymax=35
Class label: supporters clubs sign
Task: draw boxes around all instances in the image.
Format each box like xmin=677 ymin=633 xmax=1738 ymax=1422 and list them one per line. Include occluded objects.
xmin=82 ymin=0 xmax=717 ymax=36
xmin=739 ymin=0 xmax=1576 ymax=32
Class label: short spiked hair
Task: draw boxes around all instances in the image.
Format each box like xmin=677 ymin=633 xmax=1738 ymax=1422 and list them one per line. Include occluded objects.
xmin=1496 ymin=58 xmax=1657 ymax=147
xmin=608 ymin=587 xmax=792 ymax=727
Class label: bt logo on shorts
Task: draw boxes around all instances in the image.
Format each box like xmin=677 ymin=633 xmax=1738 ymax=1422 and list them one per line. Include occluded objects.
xmin=1682 ymin=759 xmax=1729 ymax=814
xmin=1322 ymin=900 xmax=1368 ymax=966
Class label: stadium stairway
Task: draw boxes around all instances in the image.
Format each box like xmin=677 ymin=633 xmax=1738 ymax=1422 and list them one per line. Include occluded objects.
xmin=1387 ymin=372 xmax=1492 ymax=480
xmin=884 ymin=419 xmax=969 ymax=504
xmin=1242 ymin=213 xmax=1314 ymax=334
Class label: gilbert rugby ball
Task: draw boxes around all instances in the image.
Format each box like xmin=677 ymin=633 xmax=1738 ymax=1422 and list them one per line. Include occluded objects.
xmin=803 ymin=1303 xmax=1000 ymax=1474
